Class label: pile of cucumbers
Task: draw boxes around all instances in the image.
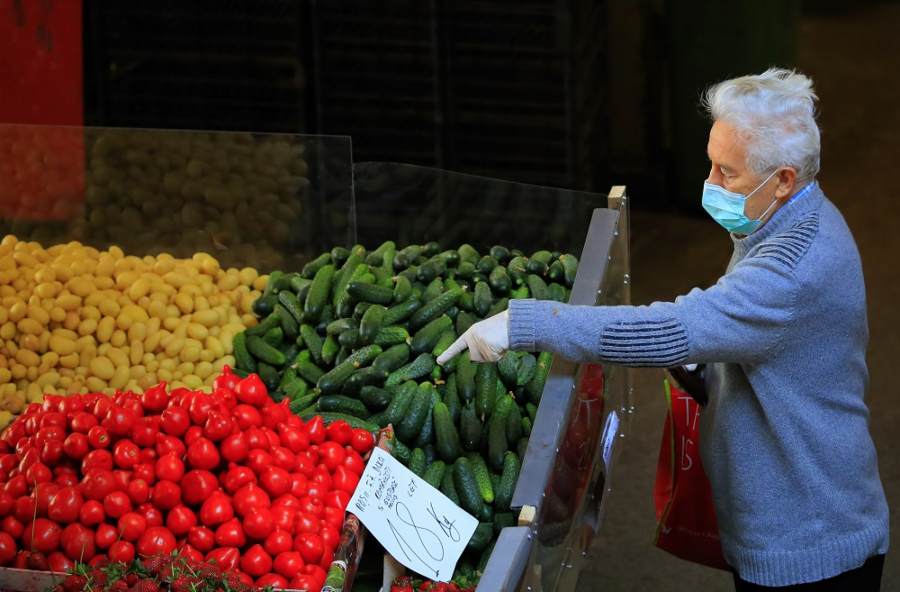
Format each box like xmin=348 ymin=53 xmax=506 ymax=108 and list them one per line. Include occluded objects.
xmin=235 ymin=240 xmax=578 ymax=581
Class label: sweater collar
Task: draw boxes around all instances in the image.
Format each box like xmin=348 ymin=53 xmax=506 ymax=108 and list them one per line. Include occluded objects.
xmin=731 ymin=181 xmax=824 ymax=256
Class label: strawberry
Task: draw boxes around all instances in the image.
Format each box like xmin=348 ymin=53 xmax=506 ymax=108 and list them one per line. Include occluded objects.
xmin=393 ymin=587 xmax=414 ymax=592
xmin=62 ymin=574 xmax=88 ymax=592
xmin=124 ymin=573 xmax=140 ymax=586
xmin=198 ymin=564 xmax=223 ymax=581
xmin=93 ymin=557 xmax=113 ymax=570
xmin=107 ymin=581 xmax=129 ymax=592
xmin=171 ymin=575 xmax=199 ymax=592
xmin=87 ymin=571 xmax=108 ymax=588
xmin=141 ymin=555 xmax=165 ymax=576
xmin=133 ymin=580 xmax=161 ymax=592
xmin=26 ymin=552 xmax=50 ymax=571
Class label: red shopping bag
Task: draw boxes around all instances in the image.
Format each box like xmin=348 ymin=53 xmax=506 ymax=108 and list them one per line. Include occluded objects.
xmin=653 ymin=380 xmax=730 ymax=571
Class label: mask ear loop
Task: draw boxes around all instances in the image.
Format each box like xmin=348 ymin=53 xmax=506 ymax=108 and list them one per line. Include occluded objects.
xmin=745 ymin=168 xmax=780 ymax=200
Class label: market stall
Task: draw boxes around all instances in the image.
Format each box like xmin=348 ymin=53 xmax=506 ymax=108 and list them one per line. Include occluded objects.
xmin=0 ymin=124 xmax=632 ymax=592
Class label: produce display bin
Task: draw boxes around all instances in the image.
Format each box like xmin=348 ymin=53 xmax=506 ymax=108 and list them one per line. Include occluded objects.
xmin=0 ymin=125 xmax=633 ymax=592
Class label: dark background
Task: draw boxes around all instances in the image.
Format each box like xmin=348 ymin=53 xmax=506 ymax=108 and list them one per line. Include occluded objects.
xmin=80 ymin=0 xmax=814 ymax=215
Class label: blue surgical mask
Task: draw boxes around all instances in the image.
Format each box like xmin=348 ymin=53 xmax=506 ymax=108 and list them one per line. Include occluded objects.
xmin=702 ymin=169 xmax=779 ymax=234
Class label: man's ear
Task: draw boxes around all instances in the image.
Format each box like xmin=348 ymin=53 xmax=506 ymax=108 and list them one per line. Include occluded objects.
xmin=775 ymin=167 xmax=798 ymax=199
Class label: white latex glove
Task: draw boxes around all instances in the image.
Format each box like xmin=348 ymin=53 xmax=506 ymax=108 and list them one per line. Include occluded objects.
xmin=437 ymin=310 xmax=509 ymax=364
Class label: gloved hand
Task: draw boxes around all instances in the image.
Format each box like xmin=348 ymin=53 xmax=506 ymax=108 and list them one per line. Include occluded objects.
xmin=436 ymin=310 xmax=509 ymax=364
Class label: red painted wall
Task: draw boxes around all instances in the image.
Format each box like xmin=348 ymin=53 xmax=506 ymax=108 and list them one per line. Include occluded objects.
xmin=0 ymin=0 xmax=84 ymax=221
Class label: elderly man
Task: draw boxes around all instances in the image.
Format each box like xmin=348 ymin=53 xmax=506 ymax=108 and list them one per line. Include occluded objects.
xmin=437 ymin=69 xmax=889 ymax=590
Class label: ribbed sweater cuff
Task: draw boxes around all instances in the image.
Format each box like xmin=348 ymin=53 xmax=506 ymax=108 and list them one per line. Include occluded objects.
xmin=508 ymin=298 xmax=536 ymax=352
xmin=727 ymin=522 xmax=889 ymax=587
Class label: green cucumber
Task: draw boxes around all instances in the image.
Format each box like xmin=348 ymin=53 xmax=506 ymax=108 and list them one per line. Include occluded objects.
xmin=393 ymin=275 xmax=413 ymax=303
xmin=460 ymin=404 xmax=483 ymax=451
xmin=488 ymin=395 xmax=514 ymax=471
xmin=252 ymin=295 xmax=278 ymax=318
xmin=365 ymin=240 xmax=396 ymax=266
xmin=273 ymin=304 xmax=299 ymax=341
xmin=385 ymin=353 xmax=435 ymax=386
xmin=547 ymin=260 xmax=566 ymax=283
xmin=299 ymin=324 xmax=325 ymax=366
xmin=433 ymin=401 xmax=463 ymax=463
xmin=432 ymin=328 xmax=458 ymax=358
xmin=326 ymin=318 xmax=358 ymax=336
xmin=410 ymin=316 xmax=453 ymax=356
xmin=465 ymin=453 xmax=494 ymax=504
xmin=321 ymin=334 xmax=340 ymax=366
xmin=506 ymin=401 xmax=523 ymax=449
xmin=246 ymin=335 xmax=286 ymax=366
xmin=488 ymin=266 xmax=511 ymax=295
xmin=423 ymin=460 xmax=445 ymax=490
xmin=527 ymin=250 xmax=553 ymax=274
xmin=417 ymin=258 xmax=447 ymax=284
xmin=489 ymin=245 xmax=511 ymax=264
xmin=294 ymin=360 xmax=326 ymax=385
xmin=494 ymin=451 xmax=521 ymax=512
xmin=317 ymin=395 xmax=370 ymax=419
xmin=493 ymin=512 xmax=515 ymax=535
xmin=408 ymin=288 xmax=462 ymax=331
xmin=473 ymin=281 xmax=492 ymax=318
xmin=384 ymin=299 xmax=422 ymax=325
xmin=384 ymin=381 xmax=419 ymax=427
xmin=507 ymin=256 xmax=527 ymax=286
xmin=347 ymin=281 xmax=394 ymax=306
xmin=443 ymin=373 xmax=462 ymax=424
xmin=397 ymin=384 xmax=437 ymax=443
xmin=521 ymin=416 xmax=532 ymax=437
xmin=359 ymin=386 xmax=393 ymax=412
xmin=487 ymin=297 xmax=509 ymax=318
xmin=372 ymin=343 xmax=411 ymax=372
xmin=524 ymin=351 xmax=553 ymax=403
xmin=453 ymin=457 xmax=484 ymax=516
xmin=456 ymin=354 xmax=476 ymax=403
xmin=303 ymin=264 xmax=335 ymax=323
xmin=408 ymin=448 xmax=427 ymax=477
xmin=315 ymin=360 xmax=356 ymax=394
xmin=335 ymin=263 xmax=369 ymax=318
xmin=440 ymin=465 xmax=460 ymax=507
xmin=257 ymin=361 xmax=280 ymax=391
xmin=261 ymin=326 xmax=284 ymax=348
xmin=548 ymin=283 xmax=567 ymax=302
xmin=476 ymin=255 xmax=499 ymax=275
xmin=497 ymin=350 xmax=520 ymax=388
xmin=338 ymin=328 xmax=363 ymax=350
xmin=475 ymin=362 xmax=500 ymax=419
xmin=413 ymin=391 xmax=437 ymax=449
xmin=516 ymin=353 xmax=537 ymax=386
xmin=244 ymin=312 xmax=280 ymax=338
xmin=289 ymin=276 xmax=312 ymax=303
xmin=422 ymin=241 xmax=441 ymax=258
xmin=467 ymin=522 xmax=493 ymax=553
xmin=374 ymin=326 xmax=410 ymax=347
xmin=422 ymin=278 xmax=445 ymax=303
xmin=392 ymin=437 xmax=412 ymax=465
xmin=232 ymin=332 xmax=257 ymax=374
xmin=277 ymin=291 xmax=305 ymax=325
xmin=263 ymin=271 xmax=284 ymax=298
xmin=456 ymin=311 xmax=478 ymax=336
xmin=301 ymin=253 xmax=332 ymax=279
xmin=525 ymin=274 xmax=550 ymax=300
xmin=458 ymin=244 xmax=480 ymax=266
xmin=341 ymin=366 xmax=389 ymax=396
xmin=560 ymin=253 xmax=579 ymax=288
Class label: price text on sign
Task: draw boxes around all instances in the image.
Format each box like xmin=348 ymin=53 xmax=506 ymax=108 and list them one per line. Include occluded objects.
xmin=349 ymin=447 xmax=478 ymax=582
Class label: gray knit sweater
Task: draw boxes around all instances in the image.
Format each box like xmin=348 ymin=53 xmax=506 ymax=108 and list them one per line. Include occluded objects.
xmin=508 ymin=185 xmax=889 ymax=586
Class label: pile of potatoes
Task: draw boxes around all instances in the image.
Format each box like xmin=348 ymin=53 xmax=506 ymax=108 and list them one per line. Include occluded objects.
xmin=73 ymin=129 xmax=308 ymax=271
xmin=0 ymin=234 xmax=268 ymax=428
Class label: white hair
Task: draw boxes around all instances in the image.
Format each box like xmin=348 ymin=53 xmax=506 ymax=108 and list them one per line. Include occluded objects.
xmin=702 ymin=68 xmax=821 ymax=181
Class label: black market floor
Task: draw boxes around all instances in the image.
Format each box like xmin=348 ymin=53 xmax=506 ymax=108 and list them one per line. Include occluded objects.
xmin=577 ymin=4 xmax=900 ymax=591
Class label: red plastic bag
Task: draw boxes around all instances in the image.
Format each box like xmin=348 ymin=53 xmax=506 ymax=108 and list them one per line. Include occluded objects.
xmin=653 ymin=380 xmax=730 ymax=571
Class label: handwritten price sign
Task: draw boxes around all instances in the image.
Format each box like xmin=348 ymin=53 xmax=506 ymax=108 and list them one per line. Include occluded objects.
xmin=349 ymin=447 xmax=478 ymax=582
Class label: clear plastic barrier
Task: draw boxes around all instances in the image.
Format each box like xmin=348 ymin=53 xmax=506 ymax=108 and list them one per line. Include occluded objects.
xmin=0 ymin=125 xmax=354 ymax=272
xmin=352 ymin=162 xmax=600 ymax=254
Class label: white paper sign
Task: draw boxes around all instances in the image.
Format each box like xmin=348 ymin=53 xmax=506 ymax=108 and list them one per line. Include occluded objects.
xmin=348 ymin=447 xmax=479 ymax=582
xmin=600 ymin=410 xmax=619 ymax=473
